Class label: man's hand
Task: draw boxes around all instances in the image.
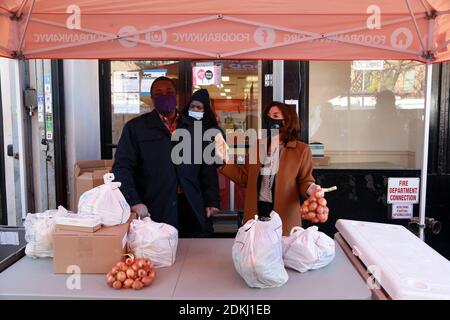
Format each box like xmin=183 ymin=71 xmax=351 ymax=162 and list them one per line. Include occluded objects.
xmin=206 ymin=207 xmax=220 ymax=218
xmin=131 ymin=203 xmax=150 ymax=219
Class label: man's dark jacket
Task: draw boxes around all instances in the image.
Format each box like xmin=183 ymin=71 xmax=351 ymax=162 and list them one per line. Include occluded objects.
xmin=112 ymin=110 xmax=220 ymax=231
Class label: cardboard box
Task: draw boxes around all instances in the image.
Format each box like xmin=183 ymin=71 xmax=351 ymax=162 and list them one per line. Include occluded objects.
xmin=309 ymin=142 xmax=325 ymax=158
xmin=55 ymin=224 xmax=102 ymax=233
xmin=53 ymin=213 xmax=136 ymax=274
xmin=55 ymin=214 xmax=102 ymax=233
xmin=74 ymin=160 xmax=114 ymax=208
xmin=312 ymin=155 xmax=330 ymax=166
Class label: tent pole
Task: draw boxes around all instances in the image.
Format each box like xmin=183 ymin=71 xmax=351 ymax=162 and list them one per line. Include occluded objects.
xmin=419 ymin=61 xmax=432 ymax=241
xmin=418 ymin=12 xmax=436 ymax=241
xmin=15 ymin=0 xmax=28 ymax=18
xmin=17 ymin=0 xmax=35 ymax=53
xmin=405 ymin=0 xmax=426 ymax=52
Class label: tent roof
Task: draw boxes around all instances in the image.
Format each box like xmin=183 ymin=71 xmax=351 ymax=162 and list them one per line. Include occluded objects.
xmin=0 ymin=0 xmax=449 ymax=62
xmin=2 ymin=0 xmax=449 ymax=14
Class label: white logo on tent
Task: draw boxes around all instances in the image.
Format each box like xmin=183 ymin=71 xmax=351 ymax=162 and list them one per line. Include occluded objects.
xmin=390 ymin=28 xmax=413 ymax=50
xmin=145 ymin=26 xmax=168 ymax=48
xmin=254 ymin=27 xmax=276 ymax=46
xmin=118 ymin=26 xmax=139 ymax=48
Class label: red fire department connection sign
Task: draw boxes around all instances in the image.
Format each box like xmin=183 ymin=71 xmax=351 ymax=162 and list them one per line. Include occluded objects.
xmin=387 ymin=178 xmax=420 ymax=204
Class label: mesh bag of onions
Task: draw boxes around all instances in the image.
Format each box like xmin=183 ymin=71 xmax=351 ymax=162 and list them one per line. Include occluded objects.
xmin=106 ymin=255 xmax=155 ymax=290
xmin=282 ymin=226 xmax=335 ymax=273
xmin=78 ymin=173 xmax=130 ymax=227
xmin=127 ymin=217 xmax=178 ymax=268
xmin=232 ymin=211 xmax=288 ymax=288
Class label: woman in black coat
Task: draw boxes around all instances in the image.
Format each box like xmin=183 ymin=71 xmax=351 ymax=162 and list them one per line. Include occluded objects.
xmin=179 ymin=89 xmax=222 ymax=236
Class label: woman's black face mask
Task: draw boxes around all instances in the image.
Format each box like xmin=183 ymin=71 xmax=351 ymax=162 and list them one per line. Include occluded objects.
xmin=263 ymin=117 xmax=285 ymax=132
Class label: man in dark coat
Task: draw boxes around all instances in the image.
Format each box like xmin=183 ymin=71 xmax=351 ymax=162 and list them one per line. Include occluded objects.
xmin=112 ymin=77 xmax=220 ymax=237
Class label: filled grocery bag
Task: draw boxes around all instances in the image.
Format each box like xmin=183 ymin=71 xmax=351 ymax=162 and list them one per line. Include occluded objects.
xmin=127 ymin=217 xmax=178 ymax=268
xmin=24 ymin=206 xmax=69 ymax=258
xmin=232 ymin=211 xmax=288 ymax=288
xmin=282 ymin=226 xmax=335 ymax=273
xmin=78 ymin=172 xmax=130 ymax=226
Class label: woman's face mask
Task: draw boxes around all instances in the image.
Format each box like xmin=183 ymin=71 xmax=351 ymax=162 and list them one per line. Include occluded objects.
xmin=154 ymin=95 xmax=177 ymax=114
xmin=263 ymin=116 xmax=285 ymax=131
xmin=188 ymin=110 xmax=204 ymax=120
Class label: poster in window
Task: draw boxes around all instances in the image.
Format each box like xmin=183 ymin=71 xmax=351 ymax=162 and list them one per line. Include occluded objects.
xmin=113 ymin=93 xmax=140 ymax=114
xmin=140 ymin=69 xmax=167 ymax=96
xmin=192 ymin=66 xmax=221 ymax=86
xmin=113 ymin=71 xmax=140 ymax=93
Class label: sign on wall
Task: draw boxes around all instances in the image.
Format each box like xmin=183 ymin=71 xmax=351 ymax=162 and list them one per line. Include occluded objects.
xmin=387 ymin=178 xmax=420 ymax=204
xmin=388 ymin=177 xmax=420 ymax=219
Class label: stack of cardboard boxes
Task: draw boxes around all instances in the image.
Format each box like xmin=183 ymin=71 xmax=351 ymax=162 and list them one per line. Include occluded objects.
xmin=73 ymin=160 xmax=114 ymax=206
xmin=53 ymin=213 xmax=135 ymax=274
xmin=310 ymin=142 xmax=330 ymax=166
xmin=53 ymin=160 xmax=135 ymax=274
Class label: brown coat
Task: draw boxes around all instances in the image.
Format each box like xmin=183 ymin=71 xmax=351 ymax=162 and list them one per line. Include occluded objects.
xmin=220 ymin=139 xmax=315 ymax=236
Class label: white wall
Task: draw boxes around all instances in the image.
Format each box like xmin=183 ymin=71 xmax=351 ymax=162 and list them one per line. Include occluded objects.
xmin=64 ymin=60 xmax=101 ymax=210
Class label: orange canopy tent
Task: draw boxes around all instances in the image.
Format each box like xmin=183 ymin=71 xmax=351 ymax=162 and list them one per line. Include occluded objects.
xmin=0 ymin=0 xmax=449 ymax=62
xmin=1 ymin=0 xmax=449 ymax=239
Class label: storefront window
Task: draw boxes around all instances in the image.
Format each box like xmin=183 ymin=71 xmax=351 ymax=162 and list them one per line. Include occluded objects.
xmin=191 ymin=60 xmax=261 ymax=134
xmin=309 ymin=60 xmax=425 ymax=170
xmin=110 ymin=60 xmax=179 ymax=146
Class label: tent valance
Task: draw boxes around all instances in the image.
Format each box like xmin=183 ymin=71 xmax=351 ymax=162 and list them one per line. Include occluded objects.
xmin=0 ymin=0 xmax=448 ymax=62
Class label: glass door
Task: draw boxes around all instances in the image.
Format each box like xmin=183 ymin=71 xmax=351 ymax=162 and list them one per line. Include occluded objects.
xmin=190 ymin=60 xmax=262 ymax=213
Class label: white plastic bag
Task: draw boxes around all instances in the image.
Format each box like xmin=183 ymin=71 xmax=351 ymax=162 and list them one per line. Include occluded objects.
xmin=127 ymin=217 xmax=178 ymax=268
xmin=282 ymin=226 xmax=335 ymax=273
xmin=78 ymin=173 xmax=130 ymax=226
xmin=232 ymin=211 xmax=288 ymax=288
xmin=24 ymin=206 xmax=69 ymax=258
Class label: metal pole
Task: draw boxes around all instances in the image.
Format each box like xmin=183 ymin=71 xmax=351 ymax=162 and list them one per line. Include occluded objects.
xmin=230 ymin=181 xmax=235 ymax=211
xmin=404 ymin=0 xmax=427 ymax=53
xmin=419 ymin=62 xmax=432 ymax=241
xmin=17 ymin=0 xmax=36 ymax=53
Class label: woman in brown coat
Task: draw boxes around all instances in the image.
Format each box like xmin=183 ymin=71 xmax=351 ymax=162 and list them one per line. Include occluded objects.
xmin=217 ymin=102 xmax=323 ymax=236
